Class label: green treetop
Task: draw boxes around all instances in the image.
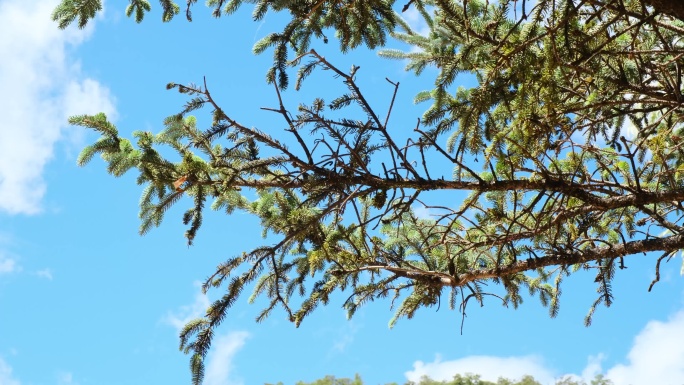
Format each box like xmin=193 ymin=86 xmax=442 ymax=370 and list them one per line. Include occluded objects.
xmin=53 ymin=0 xmax=684 ymax=384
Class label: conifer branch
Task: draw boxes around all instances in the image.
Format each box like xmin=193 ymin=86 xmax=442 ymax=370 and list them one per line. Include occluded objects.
xmin=60 ymin=0 xmax=684 ymax=380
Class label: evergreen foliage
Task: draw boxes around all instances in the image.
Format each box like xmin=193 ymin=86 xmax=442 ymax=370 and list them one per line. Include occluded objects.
xmin=55 ymin=1 xmax=684 ymax=384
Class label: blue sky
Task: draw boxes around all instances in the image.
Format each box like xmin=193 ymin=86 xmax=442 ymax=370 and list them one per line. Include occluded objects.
xmin=1 ymin=1 xmax=684 ymax=384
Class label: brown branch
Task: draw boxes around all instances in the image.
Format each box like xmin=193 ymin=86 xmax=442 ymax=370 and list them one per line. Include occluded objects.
xmin=643 ymin=0 xmax=684 ymax=22
xmin=333 ymin=234 xmax=684 ymax=290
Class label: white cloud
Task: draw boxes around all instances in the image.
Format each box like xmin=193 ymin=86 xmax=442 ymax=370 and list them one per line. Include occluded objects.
xmin=0 ymin=358 xmax=20 ymax=385
xmin=163 ymin=285 xmax=249 ymax=385
xmin=412 ymin=205 xmax=435 ymax=220
xmin=331 ymin=321 xmax=360 ymax=353
xmin=605 ymin=310 xmax=684 ymax=385
xmin=57 ymin=371 xmax=78 ymax=385
xmin=406 ymin=309 xmax=684 ymax=385
xmin=405 ymin=354 xmax=555 ymax=384
xmin=0 ymin=234 xmax=20 ymax=275
xmin=580 ymin=354 xmax=605 ymax=380
xmin=203 ymin=331 xmax=250 ymax=385
xmin=0 ymin=0 xmax=116 ymax=215
xmin=401 ymin=7 xmax=431 ymax=37
xmin=332 ymin=330 xmax=355 ymax=353
xmin=619 ymin=95 xmax=639 ymax=141
xmin=162 ymin=282 xmax=211 ymax=332
xmin=0 ymin=253 xmax=18 ymax=274
xmin=35 ymin=268 xmax=53 ymax=280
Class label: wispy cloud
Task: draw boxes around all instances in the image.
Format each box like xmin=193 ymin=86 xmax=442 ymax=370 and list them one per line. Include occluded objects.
xmin=203 ymin=332 xmax=250 ymax=385
xmin=35 ymin=268 xmax=53 ymax=280
xmin=331 ymin=321 xmax=360 ymax=353
xmin=406 ymin=309 xmax=684 ymax=384
xmin=0 ymin=232 xmax=18 ymax=274
xmin=0 ymin=358 xmax=20 ymax=385
xmin=162 ymin=282 xmax=210 ymax=332
xmin=57 ymin=371 xmax=78 ymax=385
xmin=162 ymin=285 xmax=250 ymax=385
xmin=405 ymin=354 xmax=555 ymax=384
xmin=0 ymin=253 xmax=18 ymax=274
xmin=0 ymin=0 xmax=116 ymax=215
xmin=412 ymin=205 xmax=435 ymax=220
xmin=401 ymin=7 xmax=431 ymax=37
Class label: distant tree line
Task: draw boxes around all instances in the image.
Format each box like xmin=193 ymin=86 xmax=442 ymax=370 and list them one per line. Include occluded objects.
xmin=266 ymin=373 xmax=613 ymax=385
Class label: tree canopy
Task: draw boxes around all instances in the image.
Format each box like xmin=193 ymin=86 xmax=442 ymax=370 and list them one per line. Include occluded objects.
xmin=54 ymin=0 xmax=684 ymax=384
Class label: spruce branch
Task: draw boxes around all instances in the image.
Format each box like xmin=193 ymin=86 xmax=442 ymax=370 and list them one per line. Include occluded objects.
xmin=61 ymin=0 xmax=684 ymax=381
